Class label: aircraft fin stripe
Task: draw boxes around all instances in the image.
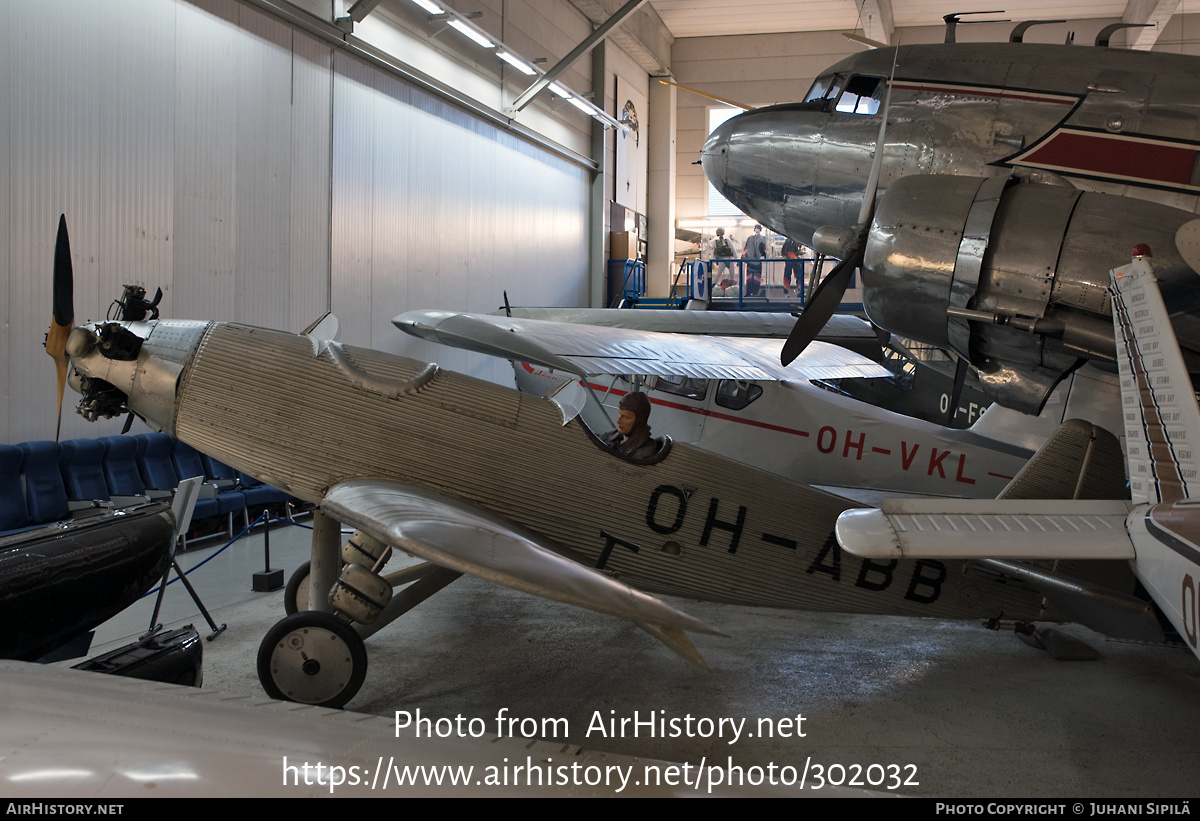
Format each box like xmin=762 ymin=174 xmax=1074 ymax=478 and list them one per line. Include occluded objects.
xmin=1012 ymin=128 xmax=1200 ymax=192
xmin=1144 ymin=513 xmax=1200 ymax=567
xmin=1111 ymin=259 xmax=1200 ymax=504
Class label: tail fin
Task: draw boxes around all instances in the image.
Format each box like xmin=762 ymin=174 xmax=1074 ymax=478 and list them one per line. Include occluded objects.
xmin=998 ymin=418 xmax=1125 ymax=501
xmin=1110 ymin=255 xmax=1200 ymax=505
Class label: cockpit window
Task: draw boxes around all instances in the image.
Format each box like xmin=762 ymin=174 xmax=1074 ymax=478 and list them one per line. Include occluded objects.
xmin=834 ymin=75 xmax=884 ymax=115
xmin=804 ymin=74 xmax=844 ymax=103
xmin=653 ymin=375 xmax=708 ymax=401
xmin=715 ymin=380 xmax=763 ymax=411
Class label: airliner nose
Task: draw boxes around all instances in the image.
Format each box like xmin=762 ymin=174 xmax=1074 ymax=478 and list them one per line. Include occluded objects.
xmin=701 ymin=102 xmax=871 ymax=246
xmin=699 ymin=116 xmax=732 ymax=173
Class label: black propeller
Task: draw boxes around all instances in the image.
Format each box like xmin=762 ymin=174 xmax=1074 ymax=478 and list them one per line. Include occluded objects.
xmin=46 ymin=215 xmax=75 ymax=441
xmin=781 ymin=48 xmax=897 ymax=367
xmin=780 ymin=242 xmax=864 ymax=365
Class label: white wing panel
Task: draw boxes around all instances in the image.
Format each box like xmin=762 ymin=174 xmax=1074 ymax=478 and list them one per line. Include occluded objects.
xmin=393 ymin=310 xmax=889 ymax=381
xmin=836 ymin=500 xmax=1135 ymax=560
xmin=501 ymin=308 xmax=877 ymax=339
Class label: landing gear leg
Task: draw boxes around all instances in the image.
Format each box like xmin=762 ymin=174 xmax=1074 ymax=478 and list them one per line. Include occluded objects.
xmin=308 ymin=510 xmax=341 ymax=613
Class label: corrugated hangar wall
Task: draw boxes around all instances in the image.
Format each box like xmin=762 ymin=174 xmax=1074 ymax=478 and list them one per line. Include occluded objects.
xmin=1 ymin=0 xmax=589 ymax=445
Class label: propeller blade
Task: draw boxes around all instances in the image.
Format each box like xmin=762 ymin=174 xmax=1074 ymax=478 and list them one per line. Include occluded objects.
xmin=782 ymin=47 xmax=897 ymax=367
xmin=780 ymin=248 xmax=860 ymax=365
xmin=46 ymin=215 xmax=75 ymax=441
xmin=947 ymin=355 xmax=969 ymax=426
xmin=503 ymin=290 xmax=512 ymax=318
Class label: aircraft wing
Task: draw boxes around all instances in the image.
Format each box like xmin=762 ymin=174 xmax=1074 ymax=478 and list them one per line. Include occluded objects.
xmin=497 ymin=307 xmax=877 ymax=340
xmin=393 ymin=310 xmax=888 ymax=381
xmin=835 ymin=498 xmax=1135 ymax=560
xmin=321 ymin=480 xmax=721 ymax=670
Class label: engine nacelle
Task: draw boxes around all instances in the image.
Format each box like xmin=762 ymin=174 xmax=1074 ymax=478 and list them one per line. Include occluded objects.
xmin=863 ymin=174 xmax=1196 ymax=413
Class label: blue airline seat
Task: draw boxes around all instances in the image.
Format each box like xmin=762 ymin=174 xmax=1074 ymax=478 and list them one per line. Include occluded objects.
xmin=0 ymin=445 xmax=32 ymax=536
xmin=18 ymin=441 xmax=70 ymax=525
xmin=59 ymin=439 xmax=112 ymax=507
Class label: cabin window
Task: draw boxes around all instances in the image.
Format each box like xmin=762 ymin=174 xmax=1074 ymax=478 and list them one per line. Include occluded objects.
xmin=835 ymin=75 xmax=884 ymax=115
xmin=653 ymin=375 xmax=708 ymax=401
xmin=715 ymin=380 xmax=763 ymax=410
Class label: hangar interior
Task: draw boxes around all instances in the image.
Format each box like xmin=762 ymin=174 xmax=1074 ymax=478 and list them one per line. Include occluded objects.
xmin=8 ymin=0 xmax=1200 ymax=444
xmin=6 ymin=0 xmax=1200 ymax=798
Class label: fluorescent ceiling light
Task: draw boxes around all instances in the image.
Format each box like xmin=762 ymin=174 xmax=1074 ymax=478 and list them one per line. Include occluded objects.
xmin=497 ymin=51 xmax=536 ymax=75
xmin=449 ymin=19 xmax=493 ymax=48
xmin=410 ymin=0 xmax=441 ymax=12
xmin=547 ymin=82 xmax=570 ymax=97
xmin=567 ymin=95 xmax=594 ymax=113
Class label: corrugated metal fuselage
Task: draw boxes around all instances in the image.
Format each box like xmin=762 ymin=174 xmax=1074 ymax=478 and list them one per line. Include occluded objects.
xmin=171 ymin=322 xmax=1043 ymax=621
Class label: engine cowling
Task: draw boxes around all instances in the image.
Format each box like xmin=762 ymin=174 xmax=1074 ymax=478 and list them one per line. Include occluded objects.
xmin=862 ymin=174 xmax=1196 ymax=413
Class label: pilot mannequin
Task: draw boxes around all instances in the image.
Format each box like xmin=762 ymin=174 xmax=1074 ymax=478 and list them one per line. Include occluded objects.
xmin=603 ymin=392 xmax=657 ymax=460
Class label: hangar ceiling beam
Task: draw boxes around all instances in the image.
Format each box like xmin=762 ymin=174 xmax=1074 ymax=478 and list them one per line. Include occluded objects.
xmin=855 ymin=0 xmax=894 ymax=46
xmin=569 ymin=0 xmax=673 ymax=75
xmin=335 ymin=0 xmax=385 ymax=32
xmin=506 ymin=0 xmax=649 ymax=116
xmin=1120 ymin=0 xmax=1180 ymax=50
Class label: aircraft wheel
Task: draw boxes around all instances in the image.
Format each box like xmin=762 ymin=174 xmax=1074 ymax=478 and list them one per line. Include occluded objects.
xmin=283 ymin=561 xmax=311 ymax=615
xmin=257 ymin=611 xmax=367 ymax=709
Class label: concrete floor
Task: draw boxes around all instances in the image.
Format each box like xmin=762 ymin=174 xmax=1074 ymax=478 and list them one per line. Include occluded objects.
xmin=74 ymin=517 xmax=1200 ymax=798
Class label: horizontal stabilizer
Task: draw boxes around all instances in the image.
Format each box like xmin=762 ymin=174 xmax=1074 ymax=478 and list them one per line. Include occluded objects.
xmin=836 ymin=499 xmax=1135 ymax=560
xmin=393 ymin=310 xmax=887 ymax=382
xmin=321 ymin=480 xmax=721 ymax=667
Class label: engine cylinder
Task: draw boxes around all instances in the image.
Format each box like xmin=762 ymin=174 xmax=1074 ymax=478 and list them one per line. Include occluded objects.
xmin=329 ymin=563 xmax=392 ymax=625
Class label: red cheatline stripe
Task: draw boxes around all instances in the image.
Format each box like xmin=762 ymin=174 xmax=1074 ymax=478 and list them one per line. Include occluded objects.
xmin=1019 ymin=130 xmax=1199 ymax=187
xmin=527 ymin=366 xmax=1006 ymax=472
xmin=586 ymin=381 xmax=812 ymax=437
xmin=889 ymin=82 xmax=1076 ymax=105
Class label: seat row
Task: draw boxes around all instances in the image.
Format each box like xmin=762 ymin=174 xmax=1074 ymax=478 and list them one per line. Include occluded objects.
xmin=1 ymin=433 xmax=293 ymax=540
